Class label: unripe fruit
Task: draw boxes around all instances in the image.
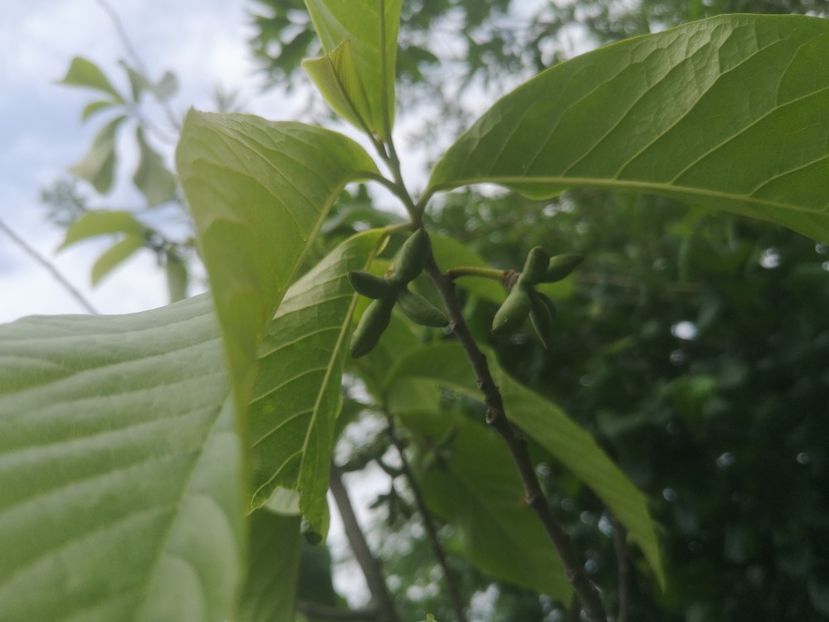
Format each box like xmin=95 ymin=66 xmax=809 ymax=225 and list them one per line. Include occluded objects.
xmin=544 ymin=254 xmax=584 ymax=283
xmin=491 ymin=286 xmax=531 ymax=334
xmin=348 ymin=271 xmax=394 ymax=299
xmin=351 ymin=297 xmax=395 ymax=358
xmin=398 ymin=290 xmax=448 ymax=327
xmin=528 ymin=290 xmax=556 ymax=349
xmin=520 ymin=246 xmax=551 ymax=285
xmin=391 ymin=229 xmax=430 ymax=285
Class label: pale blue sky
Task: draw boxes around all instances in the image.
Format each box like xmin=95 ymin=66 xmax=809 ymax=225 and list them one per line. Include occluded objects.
xmin=0 ymin=0 xmax=312 ymax=322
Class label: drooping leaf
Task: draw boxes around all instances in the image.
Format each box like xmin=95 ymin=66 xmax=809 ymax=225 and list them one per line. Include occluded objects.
xmin=0 ymin=295 xmax=244 ymax=622
xmin=237 ymin=509 xmax=302 ymax=622
xmin=69 ymin=115 xmax=126 ymax=194
xmin=58 ymin=56 xmax=124 ymax=101
xmin=59 ymin=210 xmax=144 ymax=250
xmin=133 ymin=127 xmax=177 ymax=206
xmin=176 ymin=110 xmax=379 ymax=416
xmin=303 ymin=0 xmax=402 ymax=138
xmin=249 ymin=229 xmax=388 ymax=538
xmin=417 ymin=418 xmax=571 ymax=601
xmin=429 ymin=15 xmax=829 ymax=242
xmin=389 ymin=342 xmax=665 ymax=587
xmin=90 ymin=234 xmax=145 ymax=286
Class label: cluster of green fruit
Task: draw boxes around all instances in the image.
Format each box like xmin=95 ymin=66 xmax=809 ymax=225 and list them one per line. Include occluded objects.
xmin=491 ymin=247 xmax=583 ymax=349
xmin=348 ymin=231 xmax=583 ymax=357
xmin=348 ymin=229 xmax=448 ymax=358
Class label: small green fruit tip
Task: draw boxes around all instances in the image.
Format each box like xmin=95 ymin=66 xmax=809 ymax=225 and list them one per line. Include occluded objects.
xmin=520 ymin=246 xmax=551 ymax=285
xmin=545 ymin=254 xmax=584 ymax=282
xmin=393 ymin=228 xmax=431 ymax=284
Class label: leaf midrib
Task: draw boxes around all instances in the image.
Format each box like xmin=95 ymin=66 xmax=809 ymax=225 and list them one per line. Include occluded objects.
xmin=430 ymin=175 xmax=829 ymax=216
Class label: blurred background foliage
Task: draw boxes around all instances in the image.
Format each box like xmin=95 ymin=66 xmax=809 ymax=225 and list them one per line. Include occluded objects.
xmin=42 ymin=0 xmax=829 ymax=620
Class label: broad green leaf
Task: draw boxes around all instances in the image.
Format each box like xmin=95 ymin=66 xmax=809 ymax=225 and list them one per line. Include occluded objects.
xmin=389 ymin=343 xmax=665 ymax=587
xmin=417 ymin=419 xmax=571 ymax=601
xmin=133 ymin=127 xmax=177 ymax=206
xmin=59 ymin=210 xmax=144 ymax=250
xmin=81 ymin=100 xmax=119 ymax=123
xmin=429 ymin=15 xmax=829 ymax=242
xmin=0 ymin=295 xmax=244 ymax=622
xmin=303 ymin=0 xmax=402 ymax=139
xmin=58 ymin=56 xmax=123 ymax=101
xmin=176 ymin=110 xmax=379 ymax=416
xmin=69 ymin=115 xmax=126 ymax=194
xmin=249 ymin=229 xmax=387 ymax=537
xmin=237 ymin=509 xmax=302 ymax=622
xmin=90 ymin=234 xmax=145 ymax=286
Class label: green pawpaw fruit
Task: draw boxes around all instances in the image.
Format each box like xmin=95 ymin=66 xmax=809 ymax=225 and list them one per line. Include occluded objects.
xmin=351 ymin=297 xmax=395 ymax=358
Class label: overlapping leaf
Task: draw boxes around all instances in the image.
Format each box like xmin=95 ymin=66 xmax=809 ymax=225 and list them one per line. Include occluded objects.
xmin=176 ymin=111 xmax=379 ymax=415
xmin=389 ymin=343 xmax=665 ymax=587
xmin=237 ymin=509 xmax=302 ymax=622
xmin=417 ymin=419 xmax=571 ymax=601
xmin=303 ymin=0 xmax=402 ymax=138
xmin=429 ymin=15 xmax=829 ymax=241
xmin=249 ymin=229 xmax=387 ymax=537
xmin=0 ymin=295 xmax=244 ymax=622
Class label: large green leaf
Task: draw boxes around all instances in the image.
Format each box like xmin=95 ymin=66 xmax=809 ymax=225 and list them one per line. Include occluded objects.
xmin=389 ymin=343 xmax=665 ymax=587
xmin=249 ymin=229 xmax=387 ymax=537
xmin=0 ymin=295 xmax=244 ymax=622
xmin=237 ymin=509 xmax=302 ymax=622
xmin=303 ymin=0 xmax=402 ymax=139
xmin=429 ymin=15 xmax=829 ymax=241
xmin=417 ymin=419 xmax=571 ymax=601
xmin=176 ymin=110 xmax=379 ymax=416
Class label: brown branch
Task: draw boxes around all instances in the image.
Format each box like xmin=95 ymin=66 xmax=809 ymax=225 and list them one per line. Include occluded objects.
xmin=375 ymin=130 xmax=606 ymax=621
xmin=329 ymin=464 xmax=399 ymax=622
xmin=297 ymin=601 xmax=378 ymax=621
xmin=423 ymin=255 xmax=608 ymax=622
xmin=0 ymin=217 xmax=98 ymax=315
xmin=612 ymin=518 xmax=630 ymax=622
xmin=384 ymin=415 xmax=468 ymax=622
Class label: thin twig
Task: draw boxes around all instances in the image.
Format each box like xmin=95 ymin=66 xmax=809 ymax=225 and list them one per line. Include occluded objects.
xmin=297 ymin=601 xmax=378 ymax=621
xmin=0 ymin=217 xmax=98 ymax=315
xmin=424 ymin=255 xmax=607 ymax=622
xmin=329 ymin=464 xmax=399 ymax=622
xmin=611 ymin=518 xmax=630 ymax=622
xmin=384 ymin=414 xmax=468 ymax=622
